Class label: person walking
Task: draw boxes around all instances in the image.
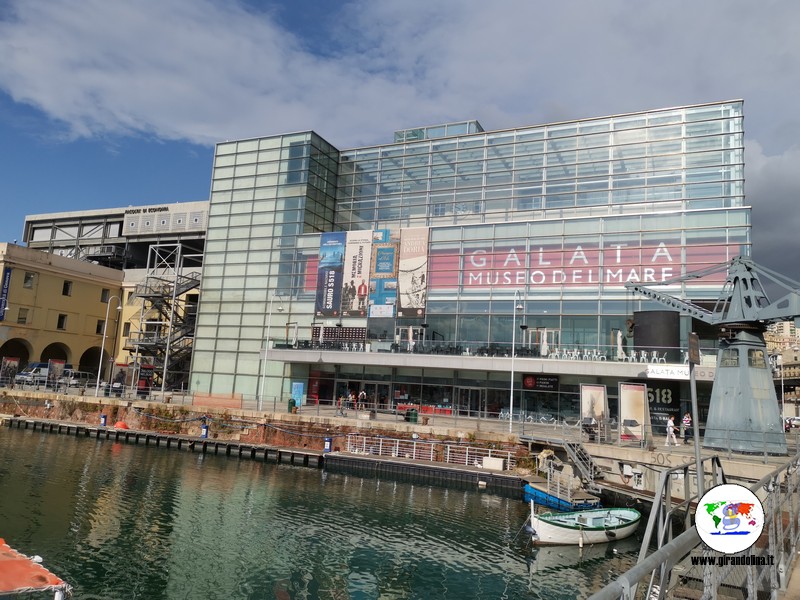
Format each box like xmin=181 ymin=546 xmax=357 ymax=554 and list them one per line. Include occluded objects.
xmin=665 ymin=415 xmax=678 ymax=446
xmin=682 ymin=411 xmax=692 ymax=444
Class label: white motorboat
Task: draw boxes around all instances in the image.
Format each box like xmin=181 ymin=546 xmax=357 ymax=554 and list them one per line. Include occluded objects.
xmin=526 ymin=501 xmax=641 ymax=546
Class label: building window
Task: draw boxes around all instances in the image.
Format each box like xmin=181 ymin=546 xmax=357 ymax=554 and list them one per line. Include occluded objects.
xmin=96 ymin=319 xmax=105 ymax=335
xmin=23 ymin=272 xmax=35 ymax=288
xmin=17 ymin=308 xmax=28 ymax=325
xmin=123 ymin=322 xmax=131 ymax=337
xmin=57 ymin=314 xmax=67 ymax=330
xmin=101 ymin=288 xmax=110 ymax=303
xmin=62 ymin=281 xmax=72 ymax=296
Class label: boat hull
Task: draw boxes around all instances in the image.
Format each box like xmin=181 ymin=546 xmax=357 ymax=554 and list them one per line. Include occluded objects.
xmin=531 ymin=508 xmax=641 ymax=545
xmin=522 ymin=483 xmax=601 ymax=512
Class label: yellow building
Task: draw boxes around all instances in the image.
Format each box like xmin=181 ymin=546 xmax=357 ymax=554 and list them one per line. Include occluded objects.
xmin=0 ymin=243 xmax=124 ymax=378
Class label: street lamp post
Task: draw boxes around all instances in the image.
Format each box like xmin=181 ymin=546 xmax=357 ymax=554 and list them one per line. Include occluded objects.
xmin=778 ymin=353 xmax=785 ymax=421
xmin=509 ymin=290 xmax=524 ymax=433
xmin=95 ymin=295 xmax=122 ymax=397
xmin=258 ymin=293 xmax=284 ymax=411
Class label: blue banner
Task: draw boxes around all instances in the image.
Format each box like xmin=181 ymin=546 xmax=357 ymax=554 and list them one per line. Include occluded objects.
xmin=292 ymin=381 xmax=305 ymax=406
xmin=368 ymin=230 xmax=398 ymax=317
xmin=0 ymin=267 xmax=10 ymax=322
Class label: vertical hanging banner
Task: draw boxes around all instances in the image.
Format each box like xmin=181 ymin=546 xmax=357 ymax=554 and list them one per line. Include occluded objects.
xmin=368 ymin=229 xmax=399 ymax=318
xmin=340 ymin=230 xmax=373 ymax=317
xmin=397 ymin=227 xmax=429 ymax=318
xmin=315 ymin=232 xmax=347 ymax=317
xmin=0 ymin=267 xmax=11 ymax=322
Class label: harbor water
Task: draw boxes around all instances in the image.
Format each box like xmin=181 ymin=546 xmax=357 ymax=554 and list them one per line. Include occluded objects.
xmin=0 ymin=427 xmax=640 ymax=599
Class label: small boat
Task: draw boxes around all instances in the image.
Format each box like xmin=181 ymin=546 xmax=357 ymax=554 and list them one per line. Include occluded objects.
xmin=523 ymin=481 xmax=601 ymax=512
xmin=0 ymin=537 xmax=72 ymax=598
xmin=526 ymin=501 xmax=641 ymax=546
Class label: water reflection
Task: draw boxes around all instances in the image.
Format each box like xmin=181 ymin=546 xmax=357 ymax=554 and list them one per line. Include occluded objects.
xmin=0 ymin=428 xmax=637 ymax=599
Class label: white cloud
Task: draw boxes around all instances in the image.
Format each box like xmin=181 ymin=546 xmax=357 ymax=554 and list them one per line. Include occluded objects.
xmin=3 ymin=0 xmax=798 ymax=150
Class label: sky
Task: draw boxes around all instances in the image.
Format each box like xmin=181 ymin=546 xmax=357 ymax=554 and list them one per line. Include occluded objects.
xmin=1 ymin=0 xmax=800 ymax=292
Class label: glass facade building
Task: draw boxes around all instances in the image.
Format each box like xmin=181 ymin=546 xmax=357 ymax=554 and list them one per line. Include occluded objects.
xmin=191 ymin=101 xmax=748 ymax=417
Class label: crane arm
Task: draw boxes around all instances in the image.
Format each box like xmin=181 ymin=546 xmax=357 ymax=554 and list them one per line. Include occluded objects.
xmin=624 ymin=282 xmax=716 ymax=323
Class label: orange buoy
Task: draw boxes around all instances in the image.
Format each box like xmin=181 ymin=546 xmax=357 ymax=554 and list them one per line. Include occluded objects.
xmin=114 ymin=421 xmax=129 ymax=429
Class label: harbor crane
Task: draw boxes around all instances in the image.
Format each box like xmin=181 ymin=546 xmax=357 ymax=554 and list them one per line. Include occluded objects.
xmin=626 ymin=256 xmax=800 ymax=455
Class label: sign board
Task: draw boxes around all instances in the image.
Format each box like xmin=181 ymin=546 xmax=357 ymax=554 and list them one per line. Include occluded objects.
xmin=522 ymin=374 xmax=559 ymax=391
xmin=291 ymin=381 xmax=305 ymax=407
xmin=688 ymin=332 xmax=701 ymax=366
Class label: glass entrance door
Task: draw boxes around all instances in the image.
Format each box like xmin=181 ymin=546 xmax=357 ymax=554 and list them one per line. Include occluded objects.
xmin=395 ymin=326 xmax=427 ymax=352
xmin=361 ymin=382 xmax=391 ymax=410
xmin=455 ymin=387 xmax=486 ymax=418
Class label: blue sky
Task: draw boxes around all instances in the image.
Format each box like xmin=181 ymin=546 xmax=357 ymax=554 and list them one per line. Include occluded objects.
xmin=1 ymin=0 xmax=800 ymax=285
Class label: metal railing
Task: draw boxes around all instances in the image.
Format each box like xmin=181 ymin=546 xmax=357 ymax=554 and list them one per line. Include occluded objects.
xmin=277 ymin=337 xmax=709 ymax=364
xmin=344 ymin=433 xmax=517 ymax=469
xmin=590 ymin=451 xmax=800 ymax=599
xmin=519 ymin=421 xmax=800 ymax=462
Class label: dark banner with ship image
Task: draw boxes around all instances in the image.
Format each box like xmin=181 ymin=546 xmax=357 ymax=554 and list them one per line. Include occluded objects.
xmin=315 ymin=232 xmax=346 ymax=317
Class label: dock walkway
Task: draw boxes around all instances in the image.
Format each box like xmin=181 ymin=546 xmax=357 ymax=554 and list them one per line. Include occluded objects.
xmin=3 ymin=416 xmax=325 ymax=468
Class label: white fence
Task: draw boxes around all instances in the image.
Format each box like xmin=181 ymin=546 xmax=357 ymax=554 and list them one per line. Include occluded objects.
xmin=345 ymin=434 xmax=517 ymax=469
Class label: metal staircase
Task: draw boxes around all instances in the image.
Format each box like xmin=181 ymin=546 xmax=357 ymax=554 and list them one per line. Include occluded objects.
xmin=563 ymin=440 xmax=605 ymax=489
xmin=126 ymin=244 xmax=201 ymax=392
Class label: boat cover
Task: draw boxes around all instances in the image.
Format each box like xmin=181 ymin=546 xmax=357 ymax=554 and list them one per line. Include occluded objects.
xmin=0 ymin=538 xmax=71 ymax=597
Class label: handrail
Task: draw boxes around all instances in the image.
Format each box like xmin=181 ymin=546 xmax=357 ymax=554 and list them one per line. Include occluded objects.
xmin=590 ymin=451 xmax=800 ymax=599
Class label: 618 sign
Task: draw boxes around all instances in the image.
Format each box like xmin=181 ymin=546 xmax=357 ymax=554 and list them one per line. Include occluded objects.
xmin=644 ymin=381 xmax=681 ymax=417
xmin=648 ymin=387 xmax=674 ymax=404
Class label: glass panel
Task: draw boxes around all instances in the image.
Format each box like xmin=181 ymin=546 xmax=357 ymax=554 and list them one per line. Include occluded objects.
xmin=235 ymin=152 xmax=258 ymax=165
xmin=578 ymin=133 xmax=610 ymax=148
xmin=614 ymin=129 xmax=647 ymax=144
xmin=649 ymin=124 xmax=682 ymax=141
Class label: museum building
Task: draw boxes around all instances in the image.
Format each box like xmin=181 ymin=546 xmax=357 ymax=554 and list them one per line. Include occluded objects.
xmin=188 ymin=100 xmax=747 ymax=421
